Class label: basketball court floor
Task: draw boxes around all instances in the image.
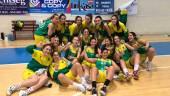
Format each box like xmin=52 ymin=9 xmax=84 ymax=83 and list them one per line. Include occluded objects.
xmin=0 ymin=36 xmax=170 ymax=96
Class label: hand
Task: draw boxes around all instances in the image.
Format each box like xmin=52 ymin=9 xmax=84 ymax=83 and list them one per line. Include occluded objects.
xmin=35 ymin=68 xmax=47 ymax=75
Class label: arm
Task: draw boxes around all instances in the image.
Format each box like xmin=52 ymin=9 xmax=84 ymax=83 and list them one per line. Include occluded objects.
xmin=48 ymin=23 xmax=54 ymax=37
xmin=26 ymin=45 xmax=36 ymax=54
xmin=84 ymin=51 xmax=97 ymax=63
xmin=138 ymin=39 xmax=149 ymax=49
xmin=124 ymin=43 xmax=135 ymax=51
xmin=76 ymin=47 xmax=82 ymax=59
xmin=104 ymin=23 xmax=111 ymax=37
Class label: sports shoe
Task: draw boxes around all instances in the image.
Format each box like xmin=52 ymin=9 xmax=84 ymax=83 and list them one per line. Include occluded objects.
xmin=100 ymin=86 xmax=107 ymax=96
xmin=83 ymin=83 xmax=92 ymax=91
xmin=75 ymin=84 xmax=86 ymax=93
xmin=118 ymin=71 xmax=126 ymax=81
xmin=133 ymin=70 xmax=139 ymax=80
xmin=125 ymin=72 xmax=132 ymax=81
xmin=146 ymin=61 xmax=152 ymax=71
xmin=92 ymin=87 xmax=98 ymax=96
xmin=19 ymin=90 xmax=28 ymax=96
xmin=6 ymin=85 xmax=18 ymax=96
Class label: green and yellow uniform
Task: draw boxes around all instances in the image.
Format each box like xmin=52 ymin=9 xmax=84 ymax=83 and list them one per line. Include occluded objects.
xmin=100 ymin=45 xmax=115 ymax=59
xmin=82 ymin=20 xmax=95 ymax=34
xmin=69 ymin=23 xmax=83 ymax=37
xmin=23 ymin=45 xmax=52 ymax=80
xmin=82 ymin=46 xmax=96 ymax=68
xmin=128 ymin=40 xmax=149 ymax=64
xmin=49 ymin=58 xmax=73 ymax=85
xmin=95 ymin=58 xmax=112 ymax=83
xmin=65 ymin=44 xmax=79 ymax=61
xmin=34 ymin=19 xmax=52 ymax=45
xmin=115 ymin=43 xmax=132 ymax=68
xmin=108 ymin=21 xmax=128 ymax=41
xmin=95 ymin=24 xmax=109 ymax=44
xmin=119 ymin=9 xmax=128 ymax=25
xmin=81 ymin=36 xmax=91 ymax=50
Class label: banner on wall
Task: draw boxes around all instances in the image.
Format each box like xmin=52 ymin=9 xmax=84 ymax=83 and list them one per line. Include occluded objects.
xmin=118 ymin=0 xmax=137 ymax=15
xmin=95 ymin=0 xmax=114 ymax=15
xmin=29 ymin=0 xmax=70 ymax=13
xmin=0 ymin=0 xmax=28 ymax=15
xmin=71 ymin=0 xmax=95 ymax=15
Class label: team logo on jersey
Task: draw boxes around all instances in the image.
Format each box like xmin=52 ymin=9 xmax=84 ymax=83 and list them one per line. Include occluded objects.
xmin=29 ymin=0 xmax=40 ymax=7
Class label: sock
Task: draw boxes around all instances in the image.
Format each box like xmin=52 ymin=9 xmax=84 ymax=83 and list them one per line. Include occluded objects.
xmin=92 ymin=81 xmax=96 ymax=88
xmin=81 ymin=77 xmax=87 ymax=84
xmin=26 ymin=87 xmax=34 ymax=94
xmin=104 ymin=79 xmax=110 ymax=87
xmin=134 ymin=64 xmax=139 ymax=71
xmin=73 ymin=82 xmax=79 ymax=88
xmin=123 ymin=68 xmax=128 ymax=74
xmin=15 ymin=83 xmax=21 ymax=89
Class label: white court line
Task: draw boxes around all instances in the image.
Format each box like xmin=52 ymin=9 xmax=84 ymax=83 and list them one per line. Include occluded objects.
xmin=155 ymin=55 xmax=170 ymax=57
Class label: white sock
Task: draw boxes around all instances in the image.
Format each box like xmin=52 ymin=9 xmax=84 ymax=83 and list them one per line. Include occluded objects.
xmin=81 ymin=77 xmax=87 ymax=84
xmin=134 ymin=64 xmax=139 ymax=71
xmin=123 ymin=68 xmax=128 ymax=74
xmin=26 ymin=87 xmax=34 ymax=94
xmin=73 ymin=82 xmax=79 ymax=88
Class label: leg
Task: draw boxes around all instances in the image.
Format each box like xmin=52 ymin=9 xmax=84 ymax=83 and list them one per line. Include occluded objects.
xmin=131 ymin=53 xmax=140 ymax=80
xmin=147 ymin=47 xmax=155 ymax=62
xmin=91 ymin=67 xmax=98 ymax=95
xmin=6 ymin=75 xmax=39 ymax=96
xmin=146 ymin=47 xmax=155 ymax=71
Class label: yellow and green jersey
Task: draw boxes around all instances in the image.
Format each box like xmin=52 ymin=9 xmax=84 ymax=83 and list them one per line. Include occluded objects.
xmin=69 ymin=23 xmax=83 ymax=36
xmin=96 ymin=58 xmax=112 ymax=71
xmin=115 ymin=43 xmax=131 ymax=61
xmin=34 ymin=19 xmax=52 ymax=36
xmin=85 ymin=46 xmax=96 ymax=58
xmin=26 ymin=45 xmax=52 ymax=72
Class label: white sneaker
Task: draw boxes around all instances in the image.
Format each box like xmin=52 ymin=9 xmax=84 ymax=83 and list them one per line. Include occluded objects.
xmin=75 ymin=84 xmax=86 ymax=93
xmin=146 ymin=61 xmax=152 ymax=71
xmin=19 ymin=90 xmax=28 ymax=96
xmin=6 ymin=85 xmax=18 ymax=96
xmin=83 ymin=83 xmax=92 ymax=91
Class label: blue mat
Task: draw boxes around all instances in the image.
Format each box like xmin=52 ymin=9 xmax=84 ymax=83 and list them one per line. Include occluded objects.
xmin=0 ymin=42 xmax=170 ymax=64
xmin=0 ymin=47 xmax=31 ymax=64
xmin=150 ymin=42 xmax=170 ymax=55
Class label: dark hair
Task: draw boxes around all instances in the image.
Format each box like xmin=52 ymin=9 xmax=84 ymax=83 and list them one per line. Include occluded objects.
xmin=50 ymin=13 xmax=59 ymax=19
xmin=75 ymin=16 xmax=82 ymax=22
xmin=42 ymin=43 xmax=54 ymax=56
xmin=85 ymin=13 xmax=93 ymax=23
xmin=111 ymin=14 xmax=120 ymax=30
xmin=101 ymin=47 xmax=108 ymax=53
xmin=59 ymin=13 xmax=66 ymax=19
xmin=88 ymin=37 xmax=98 ymax=54
xmin=95 ymin=15 xmax=104 ymax=28
xmin=83 ymin=27 xmax=89 ymax=34
xmin=129 ymin=32 xmax=138 ymax=40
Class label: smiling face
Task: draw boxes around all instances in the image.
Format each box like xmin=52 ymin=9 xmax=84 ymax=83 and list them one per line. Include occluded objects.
xmin=52 ymin=15 xmax=59 ymax=25
xmin=60 ymin=15 xmax=66 ymax=24
xmin=111 ymin=15 xmax=118 ymax=25
xmin=83 ymin=28 xmax=89 ymax=37
xmin=90 ymin=39 xmax=97 ymax=48
xmin=85 ymin=15 xmax=91 ymax=24
xmin=51 ymin=37 xmax=59 ymax=46
xmin=53 ymin=51 xmax=60 ymax=61
xmin=128 ymin=32 xmax=135 ymax=42
xmin=113 ymin=36 xmax=121 ymax=45
xmin=76 ymin=17 xmax=82 ymax=25
xmin=42 ymin=45 xmax=52 ymax=56
xmin=94 ymin=17 xmax=102 ymax=25
xmin=101 ymin=49 xmax=108 ymax=59
xmin=105 ymin=38 xmax=111 ymax=46
xmin=72 ymin=37 xmax=79 ymax=47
